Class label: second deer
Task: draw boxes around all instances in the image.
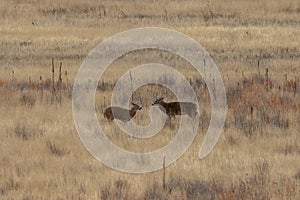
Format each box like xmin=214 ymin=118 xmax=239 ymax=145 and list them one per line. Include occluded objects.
xmin=152 ymin=97 xmax=198 ymax=119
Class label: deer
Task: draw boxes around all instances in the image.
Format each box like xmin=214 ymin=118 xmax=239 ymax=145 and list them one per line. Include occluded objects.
xmin=103 ymin=101 xmax=142 ymax=122
xmin=151 ymin=97 xmax=198 ymax=119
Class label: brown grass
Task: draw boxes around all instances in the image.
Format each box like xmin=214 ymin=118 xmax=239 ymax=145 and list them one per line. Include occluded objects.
xmin=0 ymin=0 xmax=299 ymax=199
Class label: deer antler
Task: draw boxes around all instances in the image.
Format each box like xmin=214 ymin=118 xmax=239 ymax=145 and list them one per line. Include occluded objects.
xmin=131 ymin=101 xmax=141 ymax=107
xmin=157 ymin=96 xmax=164 ymax=100
xmin=153 ymin=94 xmax=163 ymax=101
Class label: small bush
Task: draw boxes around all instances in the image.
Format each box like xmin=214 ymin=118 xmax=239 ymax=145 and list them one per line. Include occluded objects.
xmin=46 ymin=140 xmax=68 ymax=157
xmin=101 ymin=185 xmax=111 ymax=200
xmin=185 ymin=180 xmax=216 ymax=200
xmin=144 ymin=183 xmax=165 ymax=200
xmin=100 ymin=180 xmax=129 ymax=200
xmin=294 ymin=170 xmax=300 ymax=180
xmin=248 ymin=160 xmax=272 ymax=200
xmin=14 ymin=124 xmax=43 ymax=140
xmin=113 ymin=180 xmax=129 ymax=200
xmin=0 ymin=177 xmax=21 ymax=195
xmin=166 ymin=176 xmax=183 ymax=194
xmin=282 ymin=141 xmax=299 ymax=155
xmin=19 ymin=93 xmax=36 ymax=107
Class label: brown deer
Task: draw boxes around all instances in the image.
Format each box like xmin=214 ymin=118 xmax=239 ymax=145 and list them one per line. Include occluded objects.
xmin=152 ymin=97 xmax=198 ymax=119
xmin=103 ymin=102 xmax=142 ymax=122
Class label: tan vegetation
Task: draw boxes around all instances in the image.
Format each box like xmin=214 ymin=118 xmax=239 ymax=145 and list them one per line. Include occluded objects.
xmin=0 ymin=0 xmax=299 ymax=199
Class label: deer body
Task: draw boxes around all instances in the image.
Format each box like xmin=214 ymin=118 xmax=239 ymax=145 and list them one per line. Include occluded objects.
xmin=152 ymin=97 xmax=197 ymax=118
xmin=104 ymin=102 xmax=142 ymax=122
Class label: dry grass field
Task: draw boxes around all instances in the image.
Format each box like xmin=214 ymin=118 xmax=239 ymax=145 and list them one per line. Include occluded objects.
xmin=0 ymin=0 xmax=299 ymax=199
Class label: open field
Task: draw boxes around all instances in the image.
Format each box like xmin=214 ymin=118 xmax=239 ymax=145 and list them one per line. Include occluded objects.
xmin=0 ymin=0 xmax=300 ymax=199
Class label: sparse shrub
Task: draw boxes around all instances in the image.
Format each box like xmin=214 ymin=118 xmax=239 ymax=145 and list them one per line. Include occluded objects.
xmin=101 ymin=185 xmax=111 ymax=200
xmin=225 ymin=134 xmax=237 ymax=146
xmin=46 ymin=139 xmax=68 ymax=157
xmin=97 ymin=81 xmax=115 ymax=91
xmin=40 ymin=7 xmax=69 ymax=16
xmin=253 ymin=160 xmax=271 ymax=187
xmin=226 ymin=160 xmax=272 ymax=200
xmin=144 ymin=183 xmax=165 ymax=200
xmin=14 ymin=124 xmax=31 ymax=140
xmin=185 ymin=180 xmax=216 ymax=200
xmin=0 ymin=177 xmax=20 ymax=195
xmin=276 ymin=175 xmax=298 ymax=199
xmin=233 ymin=110 xmax=261 ymax=138
xmin=79 ymin=183 xmax=87 ymax=198
xmin=233 ymin=110 xmax=246 ymax=129
xmin=209 ymin=178 xmax=226 ymax=198
xmin=230 ymin=179 xmax=252 ymax=200
xmin=166 ymin=176 xmax=183 ymax=194
xmin=14 ymin=123 xmax=43 ymax=140
xmin=19 ymin=92 xmax=36 ymax=107
xmin=272 ymin=112 xmax=289 ymax=129
xmin=294 ymin=170 xmax=300 ymax=180
xmin=199 ymin=109 xmax=210 ymax=131
xmin=282 ymin=141 xmax=299 ymax=155
xmin=249 ymin=160 xmax=272 ymax=200
xmin=113 ymin=180 xmax=129 ymax=200
xmin=100 ymin=180 xmax=129 ymax=200
xmin=257 ymin=107 xmax=270 ymax=126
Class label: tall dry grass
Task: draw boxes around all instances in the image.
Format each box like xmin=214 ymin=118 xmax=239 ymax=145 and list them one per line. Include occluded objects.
xmin=0 ymin=0 xmax=299 ymax=199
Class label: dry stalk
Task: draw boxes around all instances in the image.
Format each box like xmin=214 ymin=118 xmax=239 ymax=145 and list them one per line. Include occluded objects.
xmin=65 ymin=70 xmax=69 ymax=91
xmin=39 ymin=75 xmax=44 ymax=100
xmin=51 ymin=57 xmax=55 ymax=94
xmin=265 ymin=68 xmax=269 ymax=92
xmin=58 ymin=62 xmax=62 ymax=90
xmin=163 ymin=156 xmax=166 ymax=191
xmin=11 ymin=70 xmax=16 ymax=82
